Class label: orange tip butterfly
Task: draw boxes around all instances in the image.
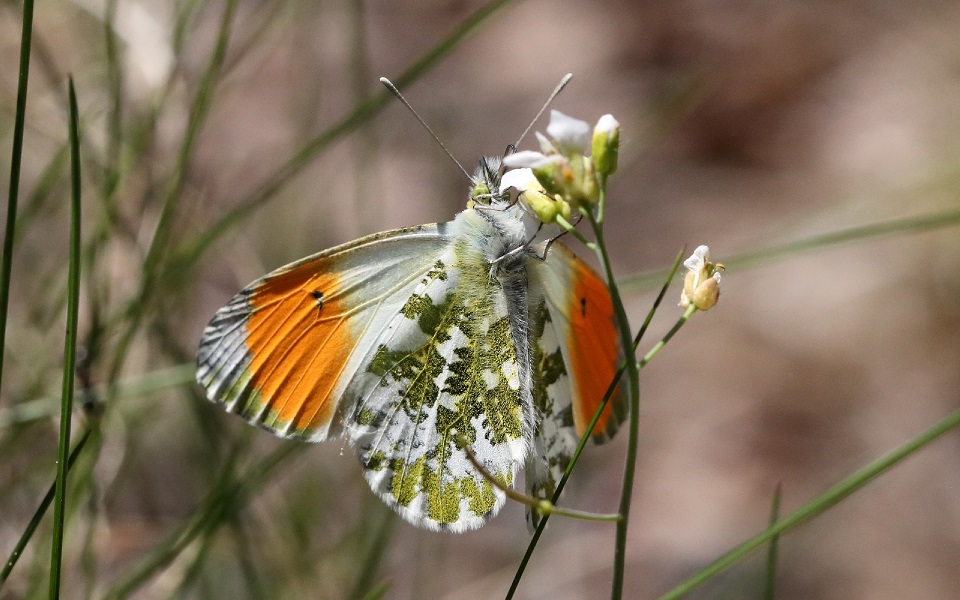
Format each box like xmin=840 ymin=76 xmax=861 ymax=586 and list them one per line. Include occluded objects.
xmin=196 ymin=85 xmax=628 ymax=533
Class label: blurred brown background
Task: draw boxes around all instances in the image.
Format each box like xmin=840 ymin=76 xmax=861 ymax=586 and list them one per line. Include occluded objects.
xmin=2 ymin=0 xmax=960 ymax=598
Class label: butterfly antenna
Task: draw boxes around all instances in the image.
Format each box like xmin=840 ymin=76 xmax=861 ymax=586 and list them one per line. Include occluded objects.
xmin=513 ymin=72 xmax=573 ymax=148
xmin=380 ymin=77 xmax=472 ymax=182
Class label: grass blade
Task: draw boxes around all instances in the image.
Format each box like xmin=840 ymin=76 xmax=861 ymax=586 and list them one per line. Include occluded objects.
xmin=48 ymin=76 xmax=84 ymax=599
xmin=172 ymin=0 xmax=519 ymax=273
xmin=657 ymin=407 xmax=960 ymax=599
xmin=0 ymin=0 xmax=36 ymax=405
xmin=620 ymin=208 xmax=960 ymax=293
xmin=506 ymin=248 xmax=684 ymax=599
xmin=0 ymin=430 xmax=91 ymax=590
xmin=764 ymin=483 xmax=782 ymax=600
xmin=101 ymin=441 xmax=305 ymax=599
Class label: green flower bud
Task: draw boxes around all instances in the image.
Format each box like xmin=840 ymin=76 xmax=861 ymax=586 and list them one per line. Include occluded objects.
xmin=591 ymin=114 xmax=620 ymax=176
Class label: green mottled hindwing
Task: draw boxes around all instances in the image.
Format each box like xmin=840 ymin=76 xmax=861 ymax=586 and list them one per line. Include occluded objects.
xmin=524 ymin=299 xmax=580 ymax=527
xmin=343 ymin=243 xmax=529 ymax=532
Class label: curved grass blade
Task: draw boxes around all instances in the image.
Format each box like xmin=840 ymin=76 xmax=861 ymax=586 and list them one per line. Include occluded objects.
xmin=657 ymin=407 xmax=960 ymax=600
xmin=100 ymin=441 xmax=305 ymax=600
xmin=48 ymin=76 xmax=84 ymax=599
xmin=171 ymin=0 xmax=519 ymax=273
xmin=764 ymin=483 xmax=782 ymax=600
xmin=620 ymin=208 xmax=960 ymax=293
xmin=0 ymin=430 xmax=91 ymax=590
xmin=103 ymin=0 xmax=240 ymax=387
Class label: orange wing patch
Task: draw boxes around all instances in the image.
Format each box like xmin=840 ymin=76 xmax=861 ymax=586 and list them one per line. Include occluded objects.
xmin=565 ymin=261 xmax=625 ymax=441
xmin=243 ymin=265 xmax=356 ymax=435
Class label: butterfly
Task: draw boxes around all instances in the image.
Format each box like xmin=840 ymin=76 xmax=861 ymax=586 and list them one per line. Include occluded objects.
xmin=196 ymin=134 xmax=627 ymax=533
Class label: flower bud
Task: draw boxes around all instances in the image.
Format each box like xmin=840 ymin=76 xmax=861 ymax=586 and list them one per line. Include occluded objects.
xmin=499 ymin=167 xmax=571 ymax=224
xmin=679 ymin=245 xmax=723 ymax=311
xmin=591 ymin=114 xmax=620 ymax=176
xmin=522 ymin=187 xmax=565 ymax=223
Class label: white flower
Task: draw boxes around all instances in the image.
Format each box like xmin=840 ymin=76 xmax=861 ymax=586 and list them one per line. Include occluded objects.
xmin=502 ymin=149 xmax=561 ymax=170
xmin=545 ymin=110 xmax=591 ymax=155
xmin=501 ymin=110 xmax=621 ymax=220
xmin=503 ymin=111 xmax=592 ymax=171
xmin=680 ymin=245 xmax=723 ymax=310
xmin=498 ymin=167 xmax=540 ymax=195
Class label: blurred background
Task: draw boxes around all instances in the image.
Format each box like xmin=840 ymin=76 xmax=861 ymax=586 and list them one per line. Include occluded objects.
xmin=2 ymin=0 xmax=960 ymax=598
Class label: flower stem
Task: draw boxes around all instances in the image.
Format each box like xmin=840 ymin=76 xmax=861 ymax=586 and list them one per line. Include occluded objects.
xmin=640 ymin=305 xmax=696 ymax=368
xmin=584 ymin=206 xmax=639 ymax=600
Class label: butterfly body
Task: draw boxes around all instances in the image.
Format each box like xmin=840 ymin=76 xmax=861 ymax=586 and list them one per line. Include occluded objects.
xmin=197 ymin=158 xmax=626 ymax=532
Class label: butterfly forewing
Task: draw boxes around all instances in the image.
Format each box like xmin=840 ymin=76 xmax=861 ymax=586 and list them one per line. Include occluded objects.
xmin=197 ymin=225 xmax=448 ymax=441
xmin=522 ymin=242 xmax=628 ymax=523
xmin=532 ymin=243 xmax=628 ymax=443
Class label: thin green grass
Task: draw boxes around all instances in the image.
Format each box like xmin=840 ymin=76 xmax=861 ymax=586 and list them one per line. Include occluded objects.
xmin=170 ymin=0 xmax=518 ymax=274
xmin=764 ymin=483 xmax=782 ymax=600
xmin=0 ymin=429 xmax=90 ymax=589
xmin=620 ymin=207 xmax=960 ymax=293
xmin=48 ymin=75 xmax=83 ymax=600
xmin=507 ymin=248 xmax=685 ymax=599
xmin=585 ymin=203 xmax=642 ymax=600
xmin=0 ymin=0 xmax=35 ymax=404
xmin=657 ymin=407 xmax=960 ymax=599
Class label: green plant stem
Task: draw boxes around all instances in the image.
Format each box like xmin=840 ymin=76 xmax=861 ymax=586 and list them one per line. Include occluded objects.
xmin=462 ymin=436 xmax=620 ymax=522
xmin=657 ymin=407 xmax=960 ymax=600
xmin=0 ymin=430 xmax=91 ymax=590
xmin=49 ymin=76 xmax=83 ymax=600
xmin=640 ymin=304 xmax=696 ymax=368
xmin=620 ymin=208 xmax=960 ymax=293
xmin=584 ymin=207 xmax=640 ymax=600
xmin=0 ymin=0 xmax=35 ymax=406
xmin=764 ymin=483 xmax=783 ymax=600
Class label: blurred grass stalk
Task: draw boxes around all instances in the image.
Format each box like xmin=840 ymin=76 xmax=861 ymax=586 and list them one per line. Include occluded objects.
xmin=658 ymin=407 xmax=960 ymax=599
xmin=48 ymin=76 xmax=83 ymax=599
xmin=764 ymin=483 xmax=783 ymax=600
xmin=0 ymin=430 xmax=91 ymax=589
xmin=0 ymin=0 xmax=35 ymax=404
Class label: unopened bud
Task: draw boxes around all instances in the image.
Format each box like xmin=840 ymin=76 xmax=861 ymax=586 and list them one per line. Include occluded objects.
xmin=591 ymin=114 xmax=620 ymax=176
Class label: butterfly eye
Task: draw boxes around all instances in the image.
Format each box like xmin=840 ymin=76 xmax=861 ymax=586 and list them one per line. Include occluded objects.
xmin=470 ymin=181 xmax=493 ymax=206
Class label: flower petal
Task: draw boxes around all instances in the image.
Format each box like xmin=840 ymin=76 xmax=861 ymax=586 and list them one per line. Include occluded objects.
xmin=683 ymin=245 xmax=710 ymax=271
xmin=546 ymin=110 xmax=591 ymax=153
xmin=595 ymin=114 xmax=620 ymax=135
xmin=498 ymin=167 xmax=540 ymax=194
xmin=535 ymin=131 xmax=558 ymax=155
xmin=503 ymin=150 xmax=563 ymax=169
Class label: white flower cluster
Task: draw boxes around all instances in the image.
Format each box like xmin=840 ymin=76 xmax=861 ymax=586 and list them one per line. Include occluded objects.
xmin=499 ymin=111 xmax=619 ymax=225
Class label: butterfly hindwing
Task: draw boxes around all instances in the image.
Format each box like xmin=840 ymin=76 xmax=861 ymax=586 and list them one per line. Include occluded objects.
xmin=196 ymin=224 xmax=449 ymax=442
xmin=341 ymin=242 xmax=531 ymax=531
xmin=526 ymin=298 xmax=579 ymax=509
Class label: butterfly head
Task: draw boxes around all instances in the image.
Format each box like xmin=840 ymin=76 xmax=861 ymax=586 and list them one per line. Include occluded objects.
xmin=467 ymin=156 xmax=506 ymax=208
